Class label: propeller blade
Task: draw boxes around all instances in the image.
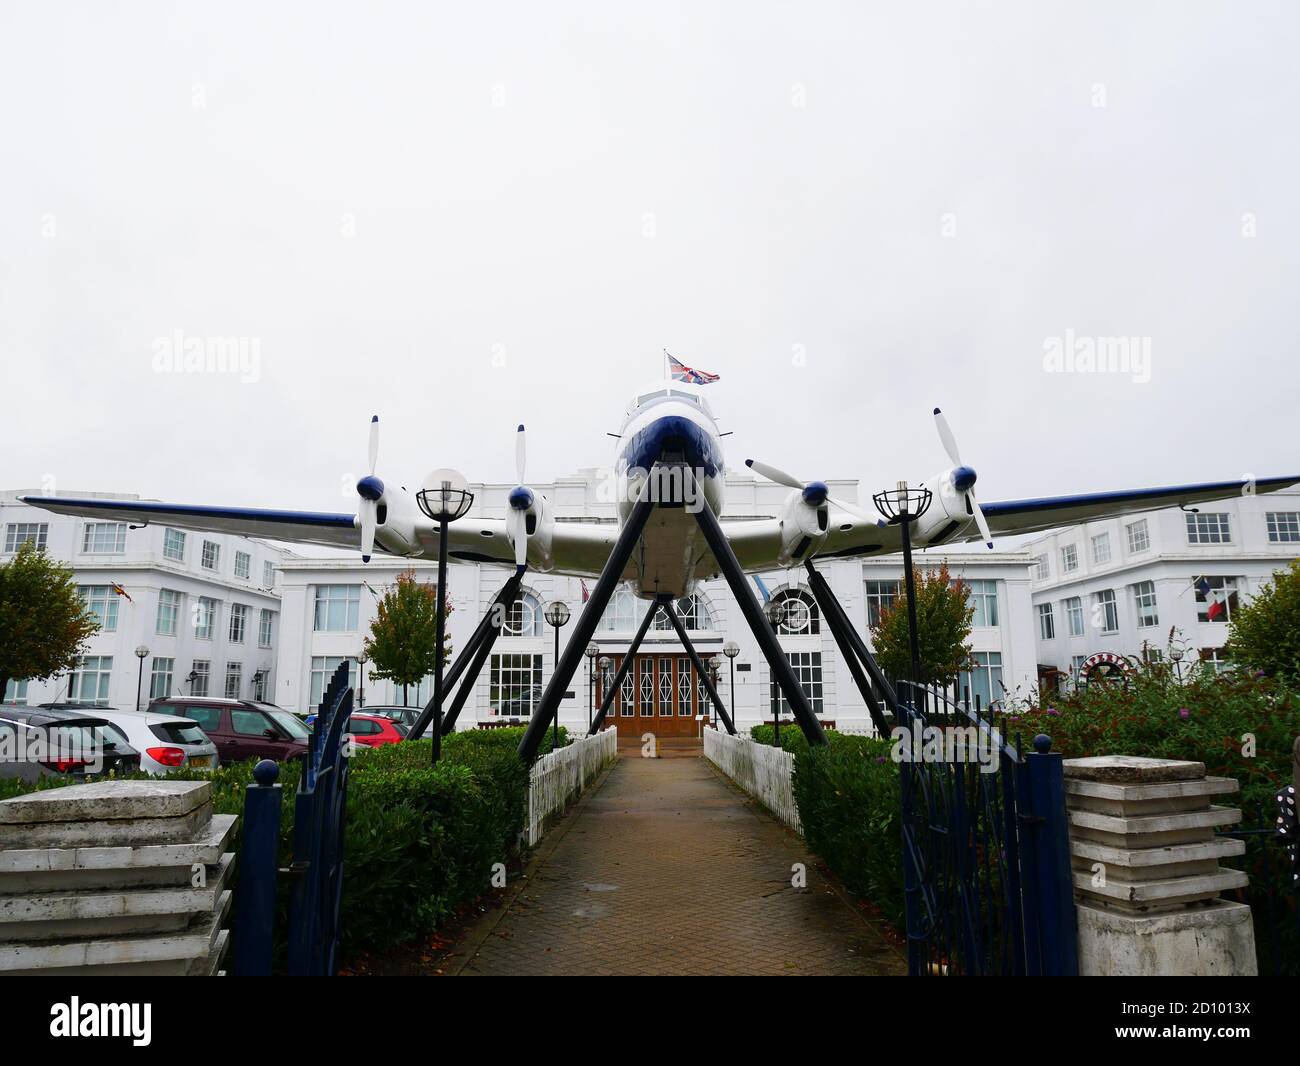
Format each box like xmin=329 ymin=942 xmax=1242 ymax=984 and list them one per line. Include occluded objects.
xmin=515 ymin=424 xmax=526 ymax=484
xmin=825 ymin=494 xmax=874 ymax=522
xmin=745 ymin=458 xmax=804 ymax=491
xmin=368 ymin=415 xmax=380 ymax=475
xmin=970 ymin=491 xmax=994 ymax=550
xmin=360 ymin=501 xmax=376 ymax=563
xmin=933 ymin=407 xmax=961 ymax=466
xmin=506 ymin=509 xmax=528 ymax=572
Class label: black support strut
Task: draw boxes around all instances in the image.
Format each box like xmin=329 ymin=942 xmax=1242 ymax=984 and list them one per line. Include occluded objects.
xmin=518 ymin=481 xmax=657 ymax=762
xmin=687 ymin=471 xmax=827 ymax=747
xmin=661 ymin=599 xmax=735 ymax=735
xmin=588 ymin=597 xmax=662 ymax=734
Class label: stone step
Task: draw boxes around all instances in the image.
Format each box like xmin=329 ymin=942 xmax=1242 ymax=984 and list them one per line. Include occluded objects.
xmin=0 ymin=805 xmax=213 ymax=850
xmin=0 ymin=780 xmax=214 ymax=849
xmin=0 ymin=889 xmax=231 ymax=975
xmin=0 ymin=815 xmax=237 ymax=893
xmin=1067 ymin=804 xmax=1241 ymax=849
xmin=0 ymin=853 xmax=233 ymax=942
xmin=1069 ymin=835 xmax=1245 ymax=883
xmin=1072 ymin=865 xmax=1248 ymax=912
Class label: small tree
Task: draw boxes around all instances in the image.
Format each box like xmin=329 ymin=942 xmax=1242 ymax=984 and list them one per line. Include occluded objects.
xmin=363 ymin=571 xmax=453 ymax=706
xmin=1224 ymin=559 xmax=1300 ymax=683
xmin=0 ymin=541 xmax=100 ymax=702
xmin=870 ymin=561 xmax=974 ymax=687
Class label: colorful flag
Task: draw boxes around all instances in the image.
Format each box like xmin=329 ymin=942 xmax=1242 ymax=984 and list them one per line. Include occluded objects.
xmin=110 ymin=582 xmax=133 ymax=603
xmin=580 ymin=579 xmax=590 ymax=604
xmin=1207 ymin=591 xmax=1227 ymax=622
xmin=666 ymin=352 xmax=720 ymax=384
xmin=1194 ymin=577 xmax=1212 ymax=598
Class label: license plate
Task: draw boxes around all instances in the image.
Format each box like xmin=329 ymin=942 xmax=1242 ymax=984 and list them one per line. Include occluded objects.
xmin=188 ymin=755 xmax=214 ymax=769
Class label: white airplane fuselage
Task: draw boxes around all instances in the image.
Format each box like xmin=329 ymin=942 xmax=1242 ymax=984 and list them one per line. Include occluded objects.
xmin=612 ymin=382 xmax=727 ymax=601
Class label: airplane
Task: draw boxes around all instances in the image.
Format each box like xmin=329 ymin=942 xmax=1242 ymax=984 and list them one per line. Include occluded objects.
xmin=22 ymin=377 xmax=1300 ymax=602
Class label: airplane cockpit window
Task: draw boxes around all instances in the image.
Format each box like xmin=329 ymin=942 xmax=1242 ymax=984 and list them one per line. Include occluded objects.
xmin=636 ymin=390 xmax=667 ymax=406
xmin=668 ymin=390 xmax=701 ymax=406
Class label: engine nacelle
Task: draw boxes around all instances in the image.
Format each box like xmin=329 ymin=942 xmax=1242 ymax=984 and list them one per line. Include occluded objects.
xmin=528 ymin=492 xmax=556 ymax=571
xmin=775 ymin=490 xmax=828 ymax=567
xmin=373 ymin=487 xmax=422 ymax=556
xmin=914 ymin=468 xmax=978 ymax=546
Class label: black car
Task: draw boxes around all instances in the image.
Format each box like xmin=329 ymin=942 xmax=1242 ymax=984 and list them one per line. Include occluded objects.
xmin=1 ymin=705 xmax=142 ymax=783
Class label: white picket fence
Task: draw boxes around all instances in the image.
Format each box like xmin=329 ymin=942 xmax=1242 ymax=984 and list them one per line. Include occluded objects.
xmin=703 ymin=728 xmax=802 ymax=835
xmin=525 ymin=728 xmax=618 ymax=846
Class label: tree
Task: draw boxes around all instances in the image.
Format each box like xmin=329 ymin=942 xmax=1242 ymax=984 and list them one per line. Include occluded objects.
xmin=363 ymin=571 xmax=453 ymax=706
xmin=0 ymin=541 xmax=100 ymax=702
xmin=1224 ymin=559 xmax=1300 ymax=683
xmin=870 ymin=561 xmax=974 ymax=687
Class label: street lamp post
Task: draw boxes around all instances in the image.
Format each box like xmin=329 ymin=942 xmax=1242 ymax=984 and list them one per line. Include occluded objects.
xmin=585 ymin=641 xmax=599 ymax=732
xmin=544 ymin=600 xmax=572 ymax=752
xmin=357 ymin=651 xmax=369 ymax=707
xmin=416 ymin=468 xmax=475 ymax=764
xmin=723 ymin=641 xmax=739 ymax=733
xmin=763 ymin=598 xmax=784 ymax=744
xmin=708 ymin=656 xmax=723 ymax=729
xmin=873 ymin=480 xmax=933 ymax=704
xmin=134 ymin=645 xmax=150 ymax=712
xmin=597 ymin=656 xmax=612 ymax=731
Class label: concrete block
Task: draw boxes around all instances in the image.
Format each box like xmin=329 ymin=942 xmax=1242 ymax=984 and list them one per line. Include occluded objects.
xmin=1076 ymin=899 xmax=1257 ymax=976
xmin=0 ymin=780 xmax=211 ymax=823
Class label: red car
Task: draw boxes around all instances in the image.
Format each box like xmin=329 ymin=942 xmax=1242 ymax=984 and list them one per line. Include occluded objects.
xmin=347 ymin=713 xmax=407 ymax=748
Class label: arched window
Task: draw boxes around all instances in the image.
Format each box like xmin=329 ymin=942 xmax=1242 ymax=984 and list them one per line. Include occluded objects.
xmin=502 ymin=591 xmax=543 ymax=637
xmin=771 ymin=588 xmax=819 ymax=635
xmin=598 ymin=587 xmax=641 ymax=633
xmin=651 ymin=593 xmax=716 ymax=632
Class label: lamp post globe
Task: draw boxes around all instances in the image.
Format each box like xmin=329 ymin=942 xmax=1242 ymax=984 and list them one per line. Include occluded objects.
xmin=415 ymin=467 xmax=473 ymax=765
xmin=722 ymin=642 xmax=739 ymax=734
xmin=545 ymin=600 xmax=572 ymax=751
xmin=763 ymin=598 xmax=784 ymax=630
xmin=134 ymin=645 xmax=150 ymax=713
xmin=357 ymin=650 xmax=369 ymax=707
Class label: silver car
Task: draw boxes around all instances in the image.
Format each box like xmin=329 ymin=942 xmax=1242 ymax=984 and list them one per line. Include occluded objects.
xmin=90 ymin=709 xmax=220 ymax=776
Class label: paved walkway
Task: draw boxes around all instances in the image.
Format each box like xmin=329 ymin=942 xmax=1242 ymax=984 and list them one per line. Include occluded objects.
xmin=454 ymin=751 xmax=905 ymax=976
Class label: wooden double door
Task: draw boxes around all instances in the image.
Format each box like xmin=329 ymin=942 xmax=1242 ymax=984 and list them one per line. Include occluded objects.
xmin=597 ymin=653 xmax=710 ymax=738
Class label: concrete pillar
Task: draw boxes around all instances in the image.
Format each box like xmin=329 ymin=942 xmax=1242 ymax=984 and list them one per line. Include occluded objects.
xmin=1063 ymin=755 xmax=1257 ymax=976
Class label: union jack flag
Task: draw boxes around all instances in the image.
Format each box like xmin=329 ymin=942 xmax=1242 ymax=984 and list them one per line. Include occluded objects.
xmin=666 ymin=352 xmax=719 ymax=384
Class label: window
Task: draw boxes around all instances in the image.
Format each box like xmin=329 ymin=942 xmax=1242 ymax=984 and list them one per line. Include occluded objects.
xmin=163 ymin=528 xmax=186 ymax=562
xmin=82 ymin=522 xmax=127 ymax=553
xmin=234 ymin=551 xmax=251 ymax=579
xmin=1071 ymin=654 xmax=1089 ymax=680
xmin=1186 ymin=512 xmax=1231 ymax=544
xmin=183 ymin=705 xmax=221 ymax=732
xmin=1266 ymin=512 xmax=1300 ymax=543
xmin=1064 ymin=596 xmax=1084 ymax=637
xmin=769 ymin=652 xmax=823 ymax=717
xmin=78 ymin=586 xmax=120 ymax=632
xmin=650 ymin=593 xmax=716 ymax=632
xmin=252 ymin=670 xmax=267 ymax=702
xmin=201 ymin=540 xmax=221 ymax=571
xmin=598 ymin=588 xmax=640 ymax=632
xmin=224 ymin=663 xmax=243 ymax=699
xmin=309 ymin=656 xmax=354 ymax=708
xmin=1198 ymin=647 xmax=1232 ymax=675
xmin=155 ymin=589 xmax=183 ymax=636
xmin=490 ymin=654 xmax=543 ymax=716
xmin=258 ymin=609 xmax=274 ymax=648
xmin=1091 ymin=532 xmax=1111 ymax=564
xmin=1032 ymin=555 xmax=1050 ymax=581
xmin=959 ymin=652 xmax=1004 ymax=710
xmin=231 ymin=708 xmax=267 ymax=736
xmin=5 ymin=522 xmax=48 ymax=552
xmin=966 ymin=580 xmax=999 ymax=627
xmin=263 ymin=560 xmax=276 ymax=587
xmin=676 ymin=657 xmax=694 ymax=716
xmin=1126 ymin=519 xmax=1150 ymax=554
xmin=864 ymin=580 xmax=901 ymax=628
xmin=150 ymin=657 xmax=174 ymax=699
xmin=190 ymin=660 xmax=210 ymax=697
xmin=194 ymin=597 xmax=218 ymax=640
xmin=1061 ymin=544 xmax=1078 ymax=573
xmin=502 ymin=591 xmax=542 ymax=636
xmin=3 ymin=679 xmax=29 ymax=704
xmin=69 ymin=656 xmax=113 ymax=705
xmin=1037 ymin=602 xmax=1055 ymax=640
xmin=313 ymin=585 xmax=360 ymax=632
xmin=763 ymin=589 xmax=818 ymax=635
xmin=1131 ymin=580 xmax=1159 ymax=629
xmin=1195 ymin=576 xmax=1241 ymax=623
xmin=1093 ymin=589 xmax=1119 ymax=633
xmin=228 ymin=604 xmax=248 ymax=644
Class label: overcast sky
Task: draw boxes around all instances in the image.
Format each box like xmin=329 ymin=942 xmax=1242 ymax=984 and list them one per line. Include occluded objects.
xmin=2 ymin=1 xmax=1297 ymax=518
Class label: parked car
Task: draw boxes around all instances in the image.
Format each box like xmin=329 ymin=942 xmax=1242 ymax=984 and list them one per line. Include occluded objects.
xmin=148 ymin=696 xmax=311 ymax=764
xmin=362 ymin=705 xmax=423 ymax=732
xmin=2 ymin=705 xmax=141 ymax=783
xmin=90 ymin=708 xmax=219 ymax=776
xmin=345 ymin=713 xmax=407 ymax=748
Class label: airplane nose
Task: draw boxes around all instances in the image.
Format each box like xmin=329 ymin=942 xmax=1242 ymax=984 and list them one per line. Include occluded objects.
xmin=953 ymin=466 xmax=977 ymax=493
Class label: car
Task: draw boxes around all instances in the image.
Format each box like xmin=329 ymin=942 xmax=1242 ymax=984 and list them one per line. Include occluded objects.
xmin=2 ymin=705 xmax=141 ymax=783
xmin=88 ymin=708 xmax=220 ymax=776
xmin=345 ymin=713 xmax=407 ymax=748
xmin=361 ymin=704 xmax=423 ymax=732
xmin=148 ymin=696 xmax=311 ymax=764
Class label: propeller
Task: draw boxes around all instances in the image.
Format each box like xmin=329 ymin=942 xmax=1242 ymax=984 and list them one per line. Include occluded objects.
xmin=506 ymin=423 xmax=534 ymax=573
xmin=744 ymin=459 xmax=874 ymax=521
xmin=356 ymin=415 xmax=385 ymax=563
xmin=933 ymin=407 xmax=993 ymax=549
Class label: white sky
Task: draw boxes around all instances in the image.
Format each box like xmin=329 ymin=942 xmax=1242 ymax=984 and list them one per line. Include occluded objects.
xmin=2 ymin=1 xmax=1297 ymax=516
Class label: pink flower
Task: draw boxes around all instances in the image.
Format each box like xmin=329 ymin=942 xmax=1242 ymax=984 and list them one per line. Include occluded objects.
xmin=1178 ymin=708 xmax=1190 ymax=720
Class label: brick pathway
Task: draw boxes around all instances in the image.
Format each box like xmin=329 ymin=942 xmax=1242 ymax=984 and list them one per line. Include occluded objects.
xmin=454 ymin=750 xmax=906 ymax=976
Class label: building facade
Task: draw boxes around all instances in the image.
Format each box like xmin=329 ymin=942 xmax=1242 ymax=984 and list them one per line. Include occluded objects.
xmin=1026 ymin=489 xmax=1300 ymax=685
xmin=2 ymin=491 xmax=287 ymax=710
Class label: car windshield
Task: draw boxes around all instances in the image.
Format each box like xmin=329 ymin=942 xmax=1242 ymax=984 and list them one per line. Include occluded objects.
xmin=261 ymin=708 xmax=310 ymax=740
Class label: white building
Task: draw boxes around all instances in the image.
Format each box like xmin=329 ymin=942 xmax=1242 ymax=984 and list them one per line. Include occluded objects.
xmin=1 ymin=491 xmax=287 ymax=710
xmin=1026 ymin=489 xmax=1300 ymax=685
xmin=275 ymin=470 xmax=1040 ymax=733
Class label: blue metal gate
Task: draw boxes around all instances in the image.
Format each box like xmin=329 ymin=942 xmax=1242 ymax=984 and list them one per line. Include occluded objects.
xmin=895 ymin=681 xmax=1078 ymax=976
